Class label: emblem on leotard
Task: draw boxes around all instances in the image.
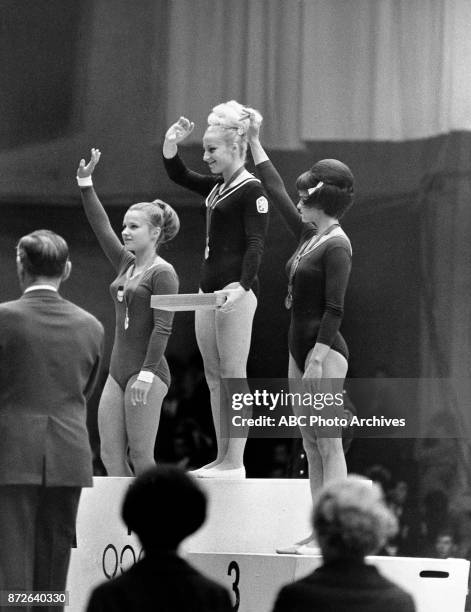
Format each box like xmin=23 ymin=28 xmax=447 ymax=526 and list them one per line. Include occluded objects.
xmin=256 ymin=196 xmax=268 ymax=213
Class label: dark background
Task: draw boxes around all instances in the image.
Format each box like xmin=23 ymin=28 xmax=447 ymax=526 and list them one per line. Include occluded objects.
xmin=0 ymin=0 xmax=433 ymax=475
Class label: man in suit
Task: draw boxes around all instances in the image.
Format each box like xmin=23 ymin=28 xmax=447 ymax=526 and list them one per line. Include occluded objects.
xmin=86 ymin=465 xmax=232 ymax=612
xmin=0 ymin=229 xmax=104 ymax=610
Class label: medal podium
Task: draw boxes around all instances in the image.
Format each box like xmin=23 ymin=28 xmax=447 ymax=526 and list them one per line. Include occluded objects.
xmin=66 ymin=477 xmax=469 ymax=611
xmin=67 ymin=294 xmax=469 ymax=610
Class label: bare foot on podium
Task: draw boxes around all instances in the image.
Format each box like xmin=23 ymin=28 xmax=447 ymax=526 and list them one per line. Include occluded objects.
xmin=188 ymin=460 xmax=222 ymax=476
xmin=196 ymin=464 xmax=246 ymax=479
xmin=276 ymin=533 xmax=320 ymax=555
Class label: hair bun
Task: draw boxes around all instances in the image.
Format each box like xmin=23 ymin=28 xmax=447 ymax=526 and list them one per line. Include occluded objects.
xmin=152 ymin=199 xmax=180 ymax=244
xmin=206 ymin=100 xmax=262 ymax=162
xmin=311 ymin=159 xmax=354 ymax=191
xmin=207 ymin=99 xmax=258 ymax=135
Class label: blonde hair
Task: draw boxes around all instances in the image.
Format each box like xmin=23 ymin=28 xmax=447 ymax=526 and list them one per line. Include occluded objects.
xmin=128 ymin=200 xmax=180 ymax=251
xmin=313 ymin=475 xmax=397 ymax=560
xmin=206 ymin=100 xmax=262 ymax=161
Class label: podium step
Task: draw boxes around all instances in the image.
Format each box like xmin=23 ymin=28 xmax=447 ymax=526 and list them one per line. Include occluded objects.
xmin=187 ymin=552 xmax=470 ymax=612
xmin=184 ymin=477 xmax=312 ymax=554
xmin=65 ymin=477 xmax=469 ymax=612
xmin=67 ymin=478 xmax=140 ymax=612
xmin=66 ymin=476 xmax=312 ymax=610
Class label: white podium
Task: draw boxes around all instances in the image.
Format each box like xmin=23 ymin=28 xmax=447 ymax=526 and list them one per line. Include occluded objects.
xmin=66 ymin=477 xmax=470 ymax=612
xmin=187 ymin=552 xmax=470 ymax=612
xmin=66 ymin=477 xmax=312 ymax=611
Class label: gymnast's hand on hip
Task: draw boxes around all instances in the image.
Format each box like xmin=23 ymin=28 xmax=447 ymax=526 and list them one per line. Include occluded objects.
xmin=215 ymin=284 xmax=247 ymax=313
xmin=130 ymin=379 xmax=152 ymax=406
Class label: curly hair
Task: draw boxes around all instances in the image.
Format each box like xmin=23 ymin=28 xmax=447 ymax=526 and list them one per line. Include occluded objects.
xmin=313 ymin=475 xmax=397 ymax=561
xmin=205 ymin=100 xmax=262 ymax=161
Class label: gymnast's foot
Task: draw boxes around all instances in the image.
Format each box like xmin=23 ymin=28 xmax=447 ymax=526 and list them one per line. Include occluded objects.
xmin=276 ymin=534 xmax=320 ymax=555
xmin=188 ymin=460 xmax=223 ymax=475
xmin=196 ymin=464 xmax=246 ymax=479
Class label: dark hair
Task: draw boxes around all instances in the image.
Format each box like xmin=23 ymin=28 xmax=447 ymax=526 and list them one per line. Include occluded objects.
xmin=128 ymin=200 xmax=180 ymax=251
xmin=296 ymin=158 xmax=354 ymax=219
xmin=16 ymin=229 xmax=69 ymax=278
xmin=121 ymin=465 xmax=207 ymax=550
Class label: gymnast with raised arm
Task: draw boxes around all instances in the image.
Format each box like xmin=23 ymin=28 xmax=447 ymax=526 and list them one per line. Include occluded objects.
xmin=162 ymin=101 xmax=269 ymax=479
xmin=246 ymin=112 xmax=354 ymax=553
xmin=77 ymin=149 xmax=180 ymax=476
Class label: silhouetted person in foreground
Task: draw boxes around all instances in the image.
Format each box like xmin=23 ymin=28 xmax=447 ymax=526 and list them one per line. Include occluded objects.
xmin=86 ymin=465 xmax=232 ymax=611
xmin=272 ymin=475 xmax=416 ymax=612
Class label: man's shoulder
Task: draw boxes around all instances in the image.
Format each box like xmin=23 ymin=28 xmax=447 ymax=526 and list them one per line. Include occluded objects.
xmin=0 ymin=297 xmax=22 ymax=311
xmin=62 ymin=300 xmax=105 ymax=339
xmin=0 ymin=298 xmax=27 ymax=322
xmin=0 ymin=295 xmax=103 ymax=332
xmin=62 ymin=298 xmax=102 ymax=324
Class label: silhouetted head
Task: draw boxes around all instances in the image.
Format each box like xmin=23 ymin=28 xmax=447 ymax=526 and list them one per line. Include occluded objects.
xmin=122 ymin=465 xmax=207 ymax=552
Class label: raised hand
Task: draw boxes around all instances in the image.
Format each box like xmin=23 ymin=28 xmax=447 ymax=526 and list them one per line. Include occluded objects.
xmin=77 ymin=148 xmax=101 ymax=178
xmin=164 ymin=117 xmax=195 ymax=145
xmin=242 ymin=107 xmax=263 ymax=143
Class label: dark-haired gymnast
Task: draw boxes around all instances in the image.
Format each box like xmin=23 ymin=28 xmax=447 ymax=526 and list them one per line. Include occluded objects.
xmin=247 ymin=112 xmax=354 ymax=553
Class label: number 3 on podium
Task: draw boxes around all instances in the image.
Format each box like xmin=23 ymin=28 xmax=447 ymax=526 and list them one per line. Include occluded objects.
xmin=227 ymin=560 xmax=240 ymax=611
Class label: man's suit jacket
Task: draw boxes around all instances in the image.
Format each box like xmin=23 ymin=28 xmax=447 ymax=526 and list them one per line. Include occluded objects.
xmin=0 ymin=289 xmax=104 ymax=487
xmin=272 ymin=558 xmax=416 ymax=612
xmin=86 ymin=552 xmax=233 ymax=612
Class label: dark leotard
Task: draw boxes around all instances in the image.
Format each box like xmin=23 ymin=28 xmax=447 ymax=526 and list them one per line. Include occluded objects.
xmin=80 ymin=186 xmax=179 ymax=390
xmin=256 ymin=160 xmax=351 ymax=371
xmin=109 ymin=251 xmax=178 ymax=389
xmin=163 ymin=154 xmax=269 ymax=294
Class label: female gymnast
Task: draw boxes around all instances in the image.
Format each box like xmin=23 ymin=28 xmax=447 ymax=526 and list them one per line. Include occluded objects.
xmin=246 ymin=112 xmax=354 ymax=552
xmin=162 ymin=101 xmax=269 ymax=479
xmin=77 ymin=149 xmax=180 ymax=476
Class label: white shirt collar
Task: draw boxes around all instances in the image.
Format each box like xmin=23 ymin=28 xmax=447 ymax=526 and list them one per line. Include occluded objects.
xmin=24 ymin=284 xmax=58 ymax=294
